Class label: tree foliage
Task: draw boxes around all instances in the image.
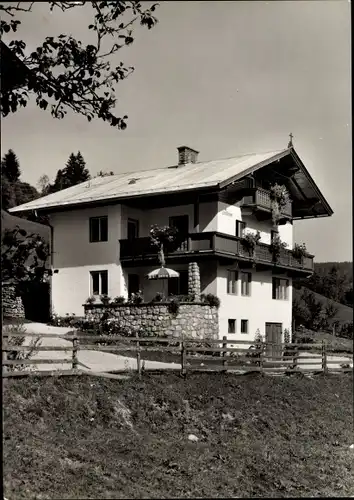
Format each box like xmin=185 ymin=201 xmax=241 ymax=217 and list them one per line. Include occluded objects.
xmin=42 ymin=151 xmax=90 ymax=194
xmin=294 ymin=262 xmax=353 ymax=308
xmin=1 ymin=149 xmax=21 ymax=182
xmin=1 ymin=226 xmax=56 ymax=289
xmin=1 ymin=1 xmax=159 ymax=127
xmin=1 ymin=149 xmax=39 ymax=211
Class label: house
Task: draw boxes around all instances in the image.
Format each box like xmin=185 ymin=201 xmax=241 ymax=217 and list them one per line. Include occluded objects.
xmin=0 ymin=41 xmax=33 ymax=94
xmin=1 ymin=210 xmax=51 ymax=322
xmin=9 ymin=144 xmax=333 ymax=343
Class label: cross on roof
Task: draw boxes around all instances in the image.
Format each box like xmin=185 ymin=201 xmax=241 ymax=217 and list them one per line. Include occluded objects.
xmin=288 ymin=132 xmax=294 ymax=148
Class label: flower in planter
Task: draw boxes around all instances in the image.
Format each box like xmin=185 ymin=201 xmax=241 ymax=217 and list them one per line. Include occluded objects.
xmin=85 ymin=296 xmax=96 ymax=305
xmin=292 ymin=243 xmax=310 ymax=261
xmin=241 ymin=230 xmax=261 ymax=260
xmin=270 ymin=233 xmax=287 ymax=262
xmin=269 ymin=183 xmax=290 ymax=226
xmin=128 ymin=290 xmax=144 ymax=305
xmin=113 ymin=296 xmax=126 ymax=305
xmin=100 ymin=294 xmax=111 ymax=306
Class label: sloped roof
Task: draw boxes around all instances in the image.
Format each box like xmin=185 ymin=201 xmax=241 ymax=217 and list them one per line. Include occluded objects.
xmin=9 ymin=146 xmax=333 ymax=217
xmin=9 ymin=148 xmax=291 ymax=213
xmin=1 ymin=209 xmax=50 ymax=241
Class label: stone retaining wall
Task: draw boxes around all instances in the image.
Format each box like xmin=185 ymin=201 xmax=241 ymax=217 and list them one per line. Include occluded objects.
xmin=84 ymin=302 xmax=219 ymax=339
xmin=2 ymin=284 xmax=25 ymax=319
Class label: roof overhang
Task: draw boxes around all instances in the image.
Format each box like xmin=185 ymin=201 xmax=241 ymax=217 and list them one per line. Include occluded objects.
xmin=219 ymin=147 xmax=333 ymax=219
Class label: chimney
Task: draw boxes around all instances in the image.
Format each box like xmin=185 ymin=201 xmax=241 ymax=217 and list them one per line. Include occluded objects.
xmin=177 ymin=146 xmax=199 ymax=165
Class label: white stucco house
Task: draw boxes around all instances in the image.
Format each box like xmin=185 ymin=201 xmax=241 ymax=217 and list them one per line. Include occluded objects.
xmin=10 ymin=144 xmax=333 ymax=344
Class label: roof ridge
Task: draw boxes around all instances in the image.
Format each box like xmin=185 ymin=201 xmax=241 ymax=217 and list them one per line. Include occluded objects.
xmin=94 ymin=147 xmax=289 ymax=177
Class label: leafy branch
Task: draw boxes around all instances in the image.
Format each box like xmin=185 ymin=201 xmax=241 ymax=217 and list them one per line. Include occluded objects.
xmin=1 ymin=1 xmax=159 ymax=128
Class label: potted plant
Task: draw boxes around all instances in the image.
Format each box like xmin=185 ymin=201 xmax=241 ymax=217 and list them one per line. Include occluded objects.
xmin=270 ymin=233 xmax=288 ymax=263
xmin=241 ymin=230 xmax=261 ymax=261
xmin=269 ymin=183 xmax=290 ymax=226
xmin=150 ymin=224 xmax=180 ymax=266
xmin=292 ymin=243 xmax=310 ymax=263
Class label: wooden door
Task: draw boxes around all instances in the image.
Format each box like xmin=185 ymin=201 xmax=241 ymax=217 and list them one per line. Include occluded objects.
xmin=265 ymin=322 xmax=282 ymax=359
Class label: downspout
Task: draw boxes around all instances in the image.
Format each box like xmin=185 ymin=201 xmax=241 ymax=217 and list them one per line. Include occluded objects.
xmin=47 ymin=216 xmax=54 ymax=319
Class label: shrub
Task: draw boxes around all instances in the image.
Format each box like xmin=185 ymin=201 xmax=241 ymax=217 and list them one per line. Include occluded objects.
xmin=112 ymin=296 xmax=126 ymax=305
xmin=128 ymin=291 xmax=143 ymax=305
xmin=3 ymin=322 xmax=41 ymax=372
xmin=85 ymin=296 xmax=96 ymax=305
xmin=151 ymin=292 xmax=164 ymax=303
xmin=340 ymin=321 xmax=353 ymax=340
xmin=168 ymin=298 xmax=180 ymax=316
xmin=202 ymin=293 xmax=220 ymax=309
xmin=100 ymin=294 xmax=111 ymax=306
xmin=283 ymin=328 xmax=291 ymax=344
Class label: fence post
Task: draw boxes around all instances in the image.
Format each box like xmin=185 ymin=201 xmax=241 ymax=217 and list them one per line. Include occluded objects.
xmin=293 ymin=347 xmax=299 ymax=371
xmin=222 ymin=336 xmax=228 ymax=372
xmin=72 ymin=335 xmax=79 ymax=370
xmin=2 ymin=344 xmax=8 ymax=384
xmin=181 ymin=340 xmax=187 ymax=376
xmin=259 ymin=341 xmax=264 ymax=375
xmin=136 ymin=330 xmax=141 ymax=379
xmin=322 ymin=340 xmax=327 ymax=374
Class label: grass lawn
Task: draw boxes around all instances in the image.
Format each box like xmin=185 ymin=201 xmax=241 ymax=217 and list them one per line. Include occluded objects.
xmin=3 ymin=372 xmax=354 ymax=499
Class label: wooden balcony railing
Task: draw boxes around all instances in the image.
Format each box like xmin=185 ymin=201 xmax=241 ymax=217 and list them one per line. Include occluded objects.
xmin=241 ymin=187 xmax=292 ymax=218
xmin=119 ymin=232 xmax=314 ymax=273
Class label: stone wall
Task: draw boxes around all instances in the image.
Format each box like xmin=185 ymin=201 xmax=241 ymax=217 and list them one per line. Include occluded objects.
xmin=84 ymin=302 xmax=219 ymax=339
xmin=2 ymin=284 xmax=25 ymax=319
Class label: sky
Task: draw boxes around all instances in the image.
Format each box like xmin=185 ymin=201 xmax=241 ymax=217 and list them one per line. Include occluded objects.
xmin=1 ymin=1 xmax=351 ymax=262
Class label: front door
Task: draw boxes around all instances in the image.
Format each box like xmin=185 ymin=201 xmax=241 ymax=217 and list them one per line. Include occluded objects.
xmin=169 ymin=215 xmax=189 ymax=251
xmin=265 ymin=322 xmax=282 ymax=359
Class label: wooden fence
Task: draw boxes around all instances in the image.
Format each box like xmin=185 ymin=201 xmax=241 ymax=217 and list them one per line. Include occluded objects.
xmin=2 ymin=333 xmax=353 ymax=379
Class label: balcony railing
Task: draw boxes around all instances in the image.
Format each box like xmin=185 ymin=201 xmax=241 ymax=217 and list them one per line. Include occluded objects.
xmin=241 ymin=187 xmax=292 ymax=218
xmin=119 ymin=232 xmax=314 ymax=272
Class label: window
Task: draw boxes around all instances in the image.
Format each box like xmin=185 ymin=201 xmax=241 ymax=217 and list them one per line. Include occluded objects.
xmin=168 ymin=270 xmax=188 ymax=296
xmin=228 ymin=319 xmax=236 ymax=334
xmin=128 ymin=274 xmax=140 ymax=296
xmin=236 ymin=220 xmax=246 ymax=238
xmin=127 ymin=219 xmax=139 ymax=240
xmin=240 ymin=272 xmax=251 ymax=296
xmin=272 ymin=278 xmax=289 ymax=300
xmin=90 ymin=271 xmax=108 ymax=296
xmin=271 ymin=229 xmax=278 ymax=243
xmin=89 ymin=216 xmax=108 ymax=242
xmin=241 ymin=319 xmax=249 ymax=334
xmin=227 ymin=270 xmax=238 ymax=294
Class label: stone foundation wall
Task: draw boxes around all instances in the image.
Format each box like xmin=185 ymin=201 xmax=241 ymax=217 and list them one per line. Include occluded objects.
xmin=84 ymin=302 xmax=219 ymax=339
xmin=2 ymin=284 xmax=25 ymax=319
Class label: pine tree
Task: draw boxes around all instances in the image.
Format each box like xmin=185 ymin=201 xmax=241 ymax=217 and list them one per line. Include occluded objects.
xmin=1 ymin=149 xmax=21 ymax=182
xmin=63 ymin=151 xmax=90 ymax=187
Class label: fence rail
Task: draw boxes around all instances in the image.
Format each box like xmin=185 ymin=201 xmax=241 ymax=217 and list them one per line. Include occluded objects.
xmin=2 ymin=333 xmax=353 ymax=379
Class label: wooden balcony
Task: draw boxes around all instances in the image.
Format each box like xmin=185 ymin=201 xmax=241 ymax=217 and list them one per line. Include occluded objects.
xmin=119 ymin=232 xmax=314 ymax=274
xmin=240 ymin=187 xmax=292 ymax=221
